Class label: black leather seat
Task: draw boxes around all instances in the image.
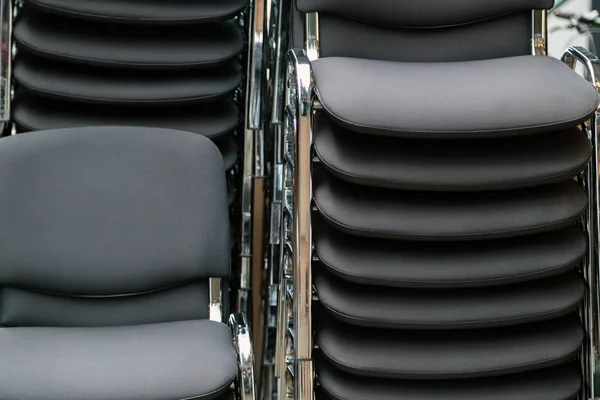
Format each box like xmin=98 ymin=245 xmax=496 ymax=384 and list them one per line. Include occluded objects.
xmin=12 ymin=0 xmax=246 ymax=207
xmin=276 ymin=0 xmax=597 ymax=398
xmin=0 ymin=126 xmax=249 ymax=400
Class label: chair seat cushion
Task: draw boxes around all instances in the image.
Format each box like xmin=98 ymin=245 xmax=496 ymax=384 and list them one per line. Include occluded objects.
xmin=14 ymin=56 xmax=241 ymax=105
xmin=315 ymin=268 xmax=584 ymax=329
xmin=314 ymin=222 xmax=587 ymax=288
xmin=15 ymin=13 xmax=243 ymax=68
xmin=312 ymin=56 xmax=599 ymax=138
xmin=0 ymin=320 xmax=237 ymax=400
xmin=27 ymin=0 xmax=247 ymax=23
xmin=314 ymin=113 xmax=591 ymax=191
xmin=14 ymin=90 xmax=239 ymax=140
xmin=314 ymin=169 xmax=587 ymax=240
xmin=315 ymin=353 xmax=581 ymax=400
xmin=316 ymin=309 xmax=583 ymax=379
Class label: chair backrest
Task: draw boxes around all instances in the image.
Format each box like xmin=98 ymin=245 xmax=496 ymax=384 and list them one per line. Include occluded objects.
xmin=0 ymin=127 xmax=230 ymax=328
xmin=294 ymin=0 xmax=554 ymax=62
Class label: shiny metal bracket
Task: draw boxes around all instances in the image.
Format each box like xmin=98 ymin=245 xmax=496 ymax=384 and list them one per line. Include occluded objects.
xmin=561 ymin=46 xmax=600 ymax=400
xmin=229 ymin=313 xmax=257 ymax=400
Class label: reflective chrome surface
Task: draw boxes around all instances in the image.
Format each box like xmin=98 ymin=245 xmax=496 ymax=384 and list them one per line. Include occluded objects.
xmin=229 ymin=313 xmax=257 ymax=400
xmin=531 ymin=9 xmax=547 ymax=56
xmin=305 ymin=13 xmax=320 ymax=61
xmin=239 ymin=0 xmax=267 ymax=315
xmin=289 ymin=48 xmax=314 ymax=400
xmin=209 ymin=277 xmax=223 ymax=323
xmin=0 ymin=0 xmax=13 ymax=134
xmin=561 ymin=45 xmax=600 ymax=399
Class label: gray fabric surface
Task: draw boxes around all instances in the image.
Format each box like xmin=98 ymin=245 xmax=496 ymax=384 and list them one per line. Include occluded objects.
xmin=314 ymin=221 xmax=586 ymax=288
xmin=314 ymin=168 xmax=587 ymax=240
xmin=316 ymin=309 xmax=583 ymax=379
xmin=315 ymin=269 xmax=583 ymax=329
xmin=318 ymin=12 xmax=531 ymax=62
xmin=27 ymin=0 xmax=247 ymax=23
xmin=0 ymin=320 xmax=237 ymax=400
xmin=315 ymin=353 xmax=582 ymax=400
xmin=14 ymin=55 xmax=241 ymax=105
xmin=2 ymin=282 xmax=209 ymax=327
xmin=15 ymin=13 xmax=244 ymax=68
xmin=14 ymin=89 xmax=239 ymax=140
xmin=297 ymin=0 xmax=553 ymax=27
xmin=0 ymin=127 xmax=230 ymax=295
xmin=312 ymin=56 xmax=599 ymax=137
xmin=314 ymin=113 xmax=591 ymax=191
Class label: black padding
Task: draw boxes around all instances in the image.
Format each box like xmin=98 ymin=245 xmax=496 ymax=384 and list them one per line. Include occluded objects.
xmin=319 ymin=12 xmax=531 ymax=63
xmin=312 ymin=56 xmax=599 ymax=138
xmin=14 ymin=56 xmax=241 ymax=105
xmin=315 ymin=268 xmax=584 ymax=329
xmin=316 ymin=310 xmax=583 ymax=379
xmin=0 ymin=320 xmax=236 ymax=400
xmin=297 ymin=0 xmax=553 ymax=27
xmin=314 ymin=222 xmax=586 ymax=288
xmin=15 ymin=13 xmax=244 ymax=68
xmin=214 ymin=134 xmax=238 ymax=171
xmin=0 ymin=127 xmax=230 ymax=295
xmin=2 ymin=282 xmax=209 ymax=327
xmin=13 ymin=89 xmax=239 ymax=140
xmin=315 ymin=353 xmax=582 ymax=400
xmin=27 ymin=0 xmax=247 ymax=23
xmin=314 ymin=114 xmax=591 ymax=191
xmin=314 ymin=169 xmax=587 ymax=241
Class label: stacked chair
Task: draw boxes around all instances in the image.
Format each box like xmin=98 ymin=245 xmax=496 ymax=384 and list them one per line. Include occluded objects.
xmin=10 ymin=0 xmax=261 ymax=324
xmin=269 ymin=1 xmax=600 ymax=399
xmin=0 ymin=0 xmax=265 ymax=399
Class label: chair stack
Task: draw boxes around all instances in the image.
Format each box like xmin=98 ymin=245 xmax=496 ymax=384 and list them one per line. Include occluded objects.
xmin=11 ymin=0 xmax=248 ymax=248
xmin=305 ymin=51 xmax=599 ymax=400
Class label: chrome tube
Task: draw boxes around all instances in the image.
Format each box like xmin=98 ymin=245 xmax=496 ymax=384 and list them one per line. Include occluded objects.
xmin=305 ymin=13 xmax=320 ymax=61
xmin=560 ymin=46 xmax=600 ymax=399
xmin=238 ymin=0 xmax=266 ymax=313
xmin=531 ymin=9 xmax=547 ymax=56
xmin=0 ymin=0 xmax=13 ymax=135
xmin=288 ymin=48 xmax=314 ymax=400
xmin=209 ymin=277 xmax=223 ymax=323
xmin=229 ymin=313 xmax=257 ymax=400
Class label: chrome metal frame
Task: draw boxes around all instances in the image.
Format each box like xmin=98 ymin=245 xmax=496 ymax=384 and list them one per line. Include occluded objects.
xmin=209 ymin=277 xmax=223 ymax=322
xmin=288 ymin=47 xmax=314 ymax=400
xmin=531 ymin=9 xmax=548 ymax=55
xmin=561 ymin=46 xmax=600 ymax=400
xmin=229 ymin=312 xmax=258 ymax=400
xmin=239 ymin=0 xmax=266 ymax=316
xmin=0 ymin=0 xmax=14 ymax=135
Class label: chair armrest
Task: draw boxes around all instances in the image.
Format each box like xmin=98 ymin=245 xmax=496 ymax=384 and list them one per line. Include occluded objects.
xmin=561 ymin=46 xmax=600 ymax=96
xmin=229 ymin=313 xmax=256 ymax=400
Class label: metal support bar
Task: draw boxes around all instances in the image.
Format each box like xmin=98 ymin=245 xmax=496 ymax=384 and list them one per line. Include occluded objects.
xmin=209 ymin=277 xmax=223 ymax=323
xmin=305 ymin=13 xmax=320 ymax=61
xmin=531 ymin=9 xmax=548 ymax=55
xmin=561 ymin=45 xmax=600 ymax=400
xmin=289 ymin=48 xmax=314 ymax=400
xmin=0 ymin=0 xmax=14 ymax=135
xmin=229 ymin=313 xmax=257 ymax=400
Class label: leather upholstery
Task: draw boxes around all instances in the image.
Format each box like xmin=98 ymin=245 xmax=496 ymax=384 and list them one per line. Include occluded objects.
xmin=312 ymin=56 xmax=599 ymax=137
xmin=297 ymin=0 xmax=553 ymax=27
xmin=27 ymin=0 xmax=247 ymax=23
xmin=0 ymin=320 xmax=237 ymax=400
